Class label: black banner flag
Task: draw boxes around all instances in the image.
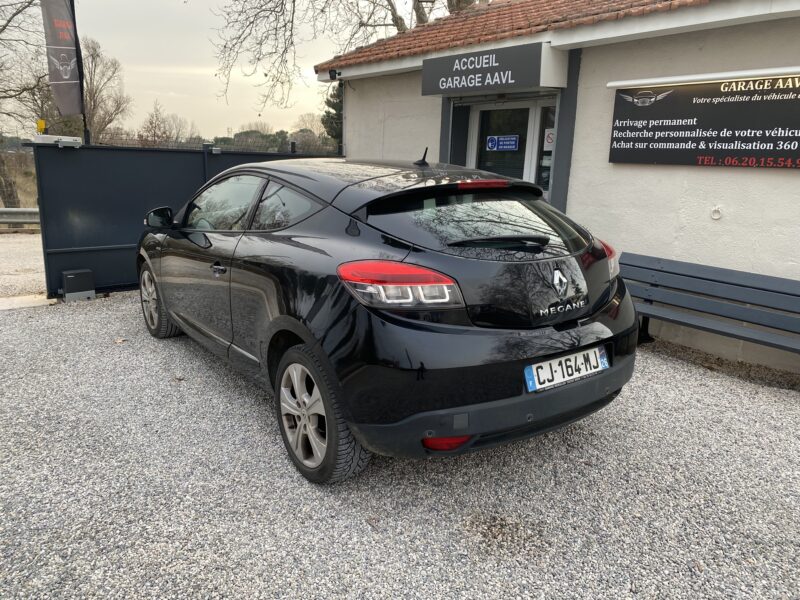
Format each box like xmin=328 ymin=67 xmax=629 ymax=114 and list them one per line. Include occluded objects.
xmin=40 ymin=0 xmax=85 ymax=117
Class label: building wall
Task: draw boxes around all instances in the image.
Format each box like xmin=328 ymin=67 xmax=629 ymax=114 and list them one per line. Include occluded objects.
xmin=343 ymin=71 xmax=441 ymax=161
xmin=568 ymin=18 xmax=800 ymax=372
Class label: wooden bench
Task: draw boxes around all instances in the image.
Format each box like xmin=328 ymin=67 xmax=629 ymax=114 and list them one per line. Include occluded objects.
xmin=619 ymin=253 xmax=800 ymax=354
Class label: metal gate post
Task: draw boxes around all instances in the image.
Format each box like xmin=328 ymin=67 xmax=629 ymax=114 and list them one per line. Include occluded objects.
xmin=32 ymin=144 xmax=52 ymax=296
xmin=202 ymin=142 xmax=211 ymax=182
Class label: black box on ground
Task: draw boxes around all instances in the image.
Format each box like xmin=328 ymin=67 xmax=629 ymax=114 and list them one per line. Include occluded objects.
xmin=62 ymin=269 xmax=95 ymax=302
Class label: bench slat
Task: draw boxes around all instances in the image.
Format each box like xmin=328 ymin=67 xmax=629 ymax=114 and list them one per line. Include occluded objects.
xmin=622 ymin=265 xmax=800 ymax=313
xmin=627 ymin=282 xmax=800 ymax=334
xmin=633 ymin=302 xmax=800 ymax=353
xmin=620 ymin=253 xmax=800 ymax=297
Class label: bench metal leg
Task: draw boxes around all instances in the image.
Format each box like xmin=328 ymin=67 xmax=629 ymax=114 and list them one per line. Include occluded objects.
xmin=638 ymin=316 xmax=656 ymax=344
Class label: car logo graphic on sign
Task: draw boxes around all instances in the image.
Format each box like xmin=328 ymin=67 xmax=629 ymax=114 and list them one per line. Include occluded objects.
xmin=49 ymin=53 xmax=78 ymax=80
xmin=553 ymin=269 xmax=568 ymax=297
xmin=618 ymin=89 xmax=673 ymax=107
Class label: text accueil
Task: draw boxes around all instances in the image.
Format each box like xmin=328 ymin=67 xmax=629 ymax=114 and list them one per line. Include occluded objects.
xmin=438 ymin=53 xmax=515 ymax=90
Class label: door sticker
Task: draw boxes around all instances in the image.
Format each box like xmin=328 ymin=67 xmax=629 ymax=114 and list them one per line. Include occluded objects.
xmin=486 ymin=135 xmax=519 ymax=151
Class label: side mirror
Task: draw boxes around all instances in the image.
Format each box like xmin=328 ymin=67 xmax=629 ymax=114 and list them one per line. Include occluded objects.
xmin=144 ymin=206 xmax=173 ymax=228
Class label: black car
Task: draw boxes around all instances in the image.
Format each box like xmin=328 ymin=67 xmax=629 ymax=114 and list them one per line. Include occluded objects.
xmin=137 ymin=158 xmax=638 ymax=483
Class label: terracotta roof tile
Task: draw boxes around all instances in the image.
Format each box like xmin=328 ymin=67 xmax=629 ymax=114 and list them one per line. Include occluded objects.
xmin=315 ymin=0 xmax=711 ymax=72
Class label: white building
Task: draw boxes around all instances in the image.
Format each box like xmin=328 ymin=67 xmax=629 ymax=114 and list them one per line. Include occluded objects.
xmin=316 ymin=0 xmax=800 ymax=372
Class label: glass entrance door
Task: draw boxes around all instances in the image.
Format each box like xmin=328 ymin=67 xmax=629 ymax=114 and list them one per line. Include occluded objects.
xmin=466 ymin=98 xmax=557 ymax=189
xmin=475 ymin=108 xmax=529 ymax=179
xmin=534 ymin=106 xmax=557 ymax=192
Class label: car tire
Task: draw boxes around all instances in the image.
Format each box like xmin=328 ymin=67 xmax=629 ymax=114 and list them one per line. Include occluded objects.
xmin=139 ymin=263 xmax=181 ymax=339
xmin=275 ymin=344 xmax=372 ymax=483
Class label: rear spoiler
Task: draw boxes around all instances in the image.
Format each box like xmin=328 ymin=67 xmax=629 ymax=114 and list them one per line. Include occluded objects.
xmin=348 ymin=180 xmax=544 ymax=218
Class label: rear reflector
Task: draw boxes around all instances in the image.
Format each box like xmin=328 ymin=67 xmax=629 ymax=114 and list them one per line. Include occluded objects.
xmin=422 ymin=435 xmax=472 ymax=451
xmin=598 ymin=239 xmax=620 ymax=279
xmin=456 ymin=179 xmax=510 ymax=190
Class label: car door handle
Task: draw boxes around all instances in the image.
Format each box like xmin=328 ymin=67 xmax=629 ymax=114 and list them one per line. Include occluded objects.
xmin=210 ymin=262 xmax=227 ymax=275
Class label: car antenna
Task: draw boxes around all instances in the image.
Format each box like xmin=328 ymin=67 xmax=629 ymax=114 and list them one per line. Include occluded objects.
xmin=413 ymin=147 xmax=429 ymax=167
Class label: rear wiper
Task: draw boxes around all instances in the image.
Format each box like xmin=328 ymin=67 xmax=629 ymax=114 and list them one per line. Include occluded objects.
xmin=447 ymin=234 xmax=550 ymax=248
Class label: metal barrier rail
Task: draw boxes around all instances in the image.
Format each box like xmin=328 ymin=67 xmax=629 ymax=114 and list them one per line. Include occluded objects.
xmin=0 ymin=208 xmax=40 ymax=224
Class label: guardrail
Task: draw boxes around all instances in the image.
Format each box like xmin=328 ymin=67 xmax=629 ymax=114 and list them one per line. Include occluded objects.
xmin=0 ymin=208 xmax=40 ymax=224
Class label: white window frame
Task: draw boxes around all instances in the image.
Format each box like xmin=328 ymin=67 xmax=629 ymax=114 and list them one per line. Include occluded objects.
xmin=465 ymin=97 xmax=557 ymax=183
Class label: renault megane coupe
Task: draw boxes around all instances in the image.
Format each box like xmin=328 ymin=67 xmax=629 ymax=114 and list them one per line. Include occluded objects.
xmin=137 ymin=158 xmax=638 ymax=483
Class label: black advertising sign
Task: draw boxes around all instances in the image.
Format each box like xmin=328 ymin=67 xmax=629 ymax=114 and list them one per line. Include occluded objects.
xmin=609 ymin=75 xmax=800 ymax=168
xmin=40 ymin=0 xmax=84 ymax=116
xmin=421 ymin=44 xmax=541 ymax=96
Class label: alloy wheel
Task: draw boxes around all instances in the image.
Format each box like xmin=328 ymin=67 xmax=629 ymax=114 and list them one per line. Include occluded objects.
xmin=280 ymin=363 xmax=328 ymax=468
xmin=140 ymin=269 xmax=159 ymax=329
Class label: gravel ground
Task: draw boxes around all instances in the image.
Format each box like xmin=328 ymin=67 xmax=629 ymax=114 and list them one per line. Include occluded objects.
xmin=0 ymin=234 xmax=45 ymax=297
xmin=1 ymin=293 xmax=798 ymax=599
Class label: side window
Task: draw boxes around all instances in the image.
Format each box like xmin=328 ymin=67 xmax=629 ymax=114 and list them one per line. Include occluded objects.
xmin=251 ymin=182 xmax=321 ymax=230
xmin=185 ymin=175 xmax=264 ymax=231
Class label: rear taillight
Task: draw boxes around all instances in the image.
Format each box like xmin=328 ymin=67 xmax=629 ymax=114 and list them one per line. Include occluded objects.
xmin=337 ymin=260 xmax=465 ymax=309
xmin=599 ymin=239 xmax=620 ymax=279
xmin=422 ymin=435 xmax=472 ymax=451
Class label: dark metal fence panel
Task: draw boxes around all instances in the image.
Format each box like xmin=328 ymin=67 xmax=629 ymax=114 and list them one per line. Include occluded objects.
xmin=32 ymin=143 xmax=324 ymax=297
xmin=204 ymin=149 xmax=302 ymax=179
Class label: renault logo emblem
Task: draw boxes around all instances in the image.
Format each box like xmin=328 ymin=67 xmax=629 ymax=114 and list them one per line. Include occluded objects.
xmin=553 ymin=269 xmax=568 ymax=297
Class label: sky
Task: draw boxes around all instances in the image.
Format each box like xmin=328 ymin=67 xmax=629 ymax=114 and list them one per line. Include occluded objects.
xmin=73 ymin=0 xmax=339 ymax=137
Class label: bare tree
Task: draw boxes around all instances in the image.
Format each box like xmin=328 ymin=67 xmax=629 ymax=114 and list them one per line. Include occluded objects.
xmin=292 ymin=112 xmax=325 ymax=137
xmin=240 ymin=120 xmax=273 ymax=135
xmin=0 ymin=151 xmax=20 ymax=208
xmin=137 ymin=100 xmax=201 ymax=147
xmin=137 ymin=100 xmax=171 ymax=146
xmin=14 ymin=74 xmax=83 ymax=136
xmin=0 ymin=0 xmax=41 ymax=209
xmin=100 ymin=124 xmax=135 ymax=142
xmin=165 ymin=113 xmax=199 ymax=143
xmin=9 ymin=35 xmax=133 ymax=141
xmin=81 ymin=38 xmax=133 ymax=141
xmin=215 ymin=0 xmax=478 ymax=109
xmin=0 ymin=0 xmax=43 ymax=124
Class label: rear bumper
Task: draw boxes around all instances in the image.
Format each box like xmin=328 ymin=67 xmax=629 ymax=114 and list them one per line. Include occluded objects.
xmin=325 ymin=278 xmax=638 ymax=425
xmin=348 ymin=352 xmax=635 ymax=458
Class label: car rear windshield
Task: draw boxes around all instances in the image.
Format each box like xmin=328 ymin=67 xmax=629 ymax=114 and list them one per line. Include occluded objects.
xmin=364 ymin=189 xmax=591 ymax=260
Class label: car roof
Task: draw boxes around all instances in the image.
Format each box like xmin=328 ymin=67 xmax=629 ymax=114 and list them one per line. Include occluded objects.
xmin=225 ymin=157 xmax=522 ymax=213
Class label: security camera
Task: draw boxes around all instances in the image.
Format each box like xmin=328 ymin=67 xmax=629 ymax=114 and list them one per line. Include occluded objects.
xmin=329 ymin=69 xmax=341 ymax=81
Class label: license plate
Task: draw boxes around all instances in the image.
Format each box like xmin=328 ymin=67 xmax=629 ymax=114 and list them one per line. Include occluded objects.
xmin=524 ymin=347 xmax=609 ymax=393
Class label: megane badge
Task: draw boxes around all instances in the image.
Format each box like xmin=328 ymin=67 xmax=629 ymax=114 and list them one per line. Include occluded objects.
xmin=618 ymin=89 xmax=673 ymax=107
xmin=553 ymin=269 xmax=568 ymax=297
